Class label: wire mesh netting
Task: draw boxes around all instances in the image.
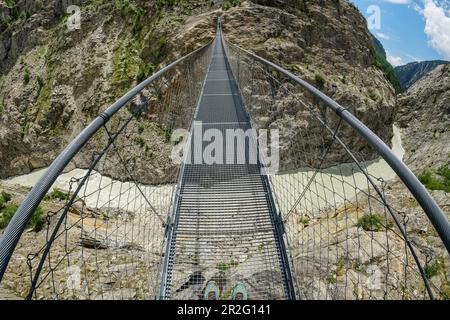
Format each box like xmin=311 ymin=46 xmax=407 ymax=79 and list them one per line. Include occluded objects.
xmin=0 ymin=42 xmax=213 ymax=300
xmin=224 ymin=39 xmax=450 ymax=300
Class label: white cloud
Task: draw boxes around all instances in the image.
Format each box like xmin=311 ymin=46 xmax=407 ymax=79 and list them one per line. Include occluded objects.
xmin=411 ymin=2 xmax=424 ymax=14
xmin=406 ymin=53 xmax=423 ymax=62
xmin=384 ymin=0 xmax=411 ymax=4
xmin=376 ymin=32 xmax=391 ymax=40
xmin=422 ymin=0 xmax=450 ymax=59
xmin=435 ymin=0 xmax=450 ymax=11
xmin=387 ymin=52 xmax=404 ymax=66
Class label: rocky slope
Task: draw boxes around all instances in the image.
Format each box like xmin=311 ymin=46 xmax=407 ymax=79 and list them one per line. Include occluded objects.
xmin=397 ymin=64 xmax=450 ymax=172
xmin=392 ymin=64 xmax=450 ymax=299
xmin=0 ymin=0 xmax=216 ymax=182
xmin=395 ymin=60 xmax=449 ymax=91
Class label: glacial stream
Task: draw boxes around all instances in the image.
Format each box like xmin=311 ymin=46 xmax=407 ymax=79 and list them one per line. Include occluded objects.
xmin=2 ymin=125 xmax=405 ymax=213
xmin=270 ymin=125 xmax=405 ymax=213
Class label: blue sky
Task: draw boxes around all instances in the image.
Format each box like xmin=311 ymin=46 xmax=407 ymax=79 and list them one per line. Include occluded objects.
xmin=350 ymin=0 xmax=450 ymax=66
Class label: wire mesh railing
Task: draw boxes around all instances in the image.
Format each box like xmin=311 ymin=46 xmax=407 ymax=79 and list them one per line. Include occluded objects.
xmin=0 ymin=39 xmax=213 ymax=300
xmin=223 ymin=36 xmax=450 ymax=300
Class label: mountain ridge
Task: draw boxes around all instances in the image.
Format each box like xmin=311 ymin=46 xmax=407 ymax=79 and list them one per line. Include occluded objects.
xmin=395 ymin=60 xmax=449 ymax=91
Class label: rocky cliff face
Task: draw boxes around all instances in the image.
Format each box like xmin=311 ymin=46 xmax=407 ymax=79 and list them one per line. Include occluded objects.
xmin=397 ymin=64 xmax=450 ymax=172
xmin=221 ymin=0 xmax=396 ymax=170
xmin=390 ymin=64 xmax=450 ymax=299
xmin=395 ymin=62 xmax=450 ymax=247
xmin=0 ymin=0 xmax=397 ymax=179
xmin=0 ymin=0 xmax=216 ymax=180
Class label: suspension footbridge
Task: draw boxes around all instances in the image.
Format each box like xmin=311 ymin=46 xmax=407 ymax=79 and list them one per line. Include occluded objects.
xmin=160 ymin=24 xmax=293 ymax=299
xmin=0 ymin=18 xmax=449 ymax=300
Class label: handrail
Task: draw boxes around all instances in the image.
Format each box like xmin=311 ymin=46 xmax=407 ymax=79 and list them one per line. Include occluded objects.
xmin=0 ymin=40 xmax=213 ymax=282
xmin=222 ymin=40 xmax=450 ymax=255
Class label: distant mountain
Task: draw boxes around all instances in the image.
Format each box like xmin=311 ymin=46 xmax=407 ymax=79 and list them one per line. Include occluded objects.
xmin=395 ymin=60 xmax=449 ymax=91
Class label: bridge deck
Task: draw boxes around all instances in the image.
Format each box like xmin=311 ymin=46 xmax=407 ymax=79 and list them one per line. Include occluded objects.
xmin=162 ymin=33 xmax=290 ymax=300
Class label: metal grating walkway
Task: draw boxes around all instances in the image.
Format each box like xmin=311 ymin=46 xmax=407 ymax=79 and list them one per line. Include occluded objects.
xmin=160 ymin=29 xmax=293 ymax=300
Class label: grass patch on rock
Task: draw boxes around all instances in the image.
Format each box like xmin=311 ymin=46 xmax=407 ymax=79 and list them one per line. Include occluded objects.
xmin=44 ymin=188 xmax=70 ymax=202
xmin=418 ymin=166 xmax=450 ymax=193
xmin=315 ymin=73 xmax=326 ymax=89
xmin=216 ymin=260 xmax=239 ymax=271
xmin=0 ymin=192 xmax=45 ymax=231
xmin=356 ymin=214 xmax=393 ymax=232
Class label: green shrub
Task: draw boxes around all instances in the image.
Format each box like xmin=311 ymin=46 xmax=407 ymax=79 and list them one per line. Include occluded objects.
xmin=0 ymin=190 xmax=15 ymax=229
xmin=1 ymin=191 xmax=12 ymax=203
xmin=418 ymin=167 xmax=450 ymax=193
xmin=10 ymin=8 xmax=20 ymax=21
xmin=164 ymin=128 xmax=172 ymax=142
xmin=30 ymin=206 xmax=45 ymax=232
xmin=222 ymin=2 xmax=231 ymax=10
xmin=37 ymin=75 xmax=44 ymax=93
xmin=419 ymin=170 xmax=433 ymax=184
xmin=0 ymin=204 xmax=45 ymax=231
xmin=20 ymin=122 xmax=30 ymax=139
xmin=136 ymin=67 xmax=146 ymax=83
xmin=315 ymin=73 xmax=326 ymax=89
xmin=156 ymin=0 xmax=178 ymax=7
xmin=136 ymin=63 xmax=156 ymax=83
xmin=442 ymin=64 xmax=449 ymax=73
xmin=357 ymin=214 xmax=391 ymax=232
xmin=4 ymin=0 xmax=17 ymax=7
xmin=374 ymin=52 xmax=401 ymax=93
xmin=0 ymin=205 xmax=18 ymax=229
xmin=0 ymin=18 xmax=9 ymax=31
xmin=368 ymin=90 xmax=379 ymax=102
xmin=222 ymin=0 xmax=243 ymax=10
xmin=0 ymin=191 xmax=12 ymax=209
xmin=44 ymin=188 xmax=70 ymax=201
xmin=135 ymin=136 xmax=145 ymax=148
xmin=23 ymin=68 xmax=30 ymax=84
xmin=424 ymin=258 xmax=444 ymax=279
xmin=228 ymin=0 xmax=242 ymax=7
xmin=437 ymin=166 xmax=450 ymax=181
xmin=298 ymin=217 xmax=310 ymax=226
xmin=19 ymin=11 xmax=30 ymax=20
xmin=0 ymin=190 xmax=45 ymax=232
